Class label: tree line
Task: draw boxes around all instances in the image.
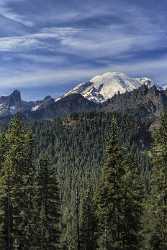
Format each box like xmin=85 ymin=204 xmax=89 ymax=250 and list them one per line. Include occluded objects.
xmin=0 ymin=112 xmax=166 ymax=249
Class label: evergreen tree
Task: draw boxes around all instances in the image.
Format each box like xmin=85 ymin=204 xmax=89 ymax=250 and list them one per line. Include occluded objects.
xmin=149 ymin=112 xmax=167 ymax=250
xmin=95 ymin=117 xmax=126 ymax=250
xmin=95 ymin=117 xmax=144 ymax=250
xmin=34 ymin=155 xmax=61 ymax=250
xmin=80 ymin=190 xmax=97 ymax=250
xmin=75 ymin=186 xmax=80 ymax=250
xmin=122 ymin=149 xmax=144 ymax=250
xmin=0 ymin=110 xmax=152 ymax=250
xmin=0 ymin=132 xmax=11 ymax=250
xmin=0 ymin=116 xmax=34 ymax=249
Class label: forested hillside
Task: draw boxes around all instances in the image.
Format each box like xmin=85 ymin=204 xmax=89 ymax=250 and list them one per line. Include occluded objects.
xmin=0 ymin=111 xmax=166 ymax=249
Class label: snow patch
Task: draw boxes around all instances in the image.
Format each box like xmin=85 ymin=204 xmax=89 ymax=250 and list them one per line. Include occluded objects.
xmin=61 ymin=72 xmax=155 ymax=103
xmin=32 ymin=105 xmax=40 ymax=111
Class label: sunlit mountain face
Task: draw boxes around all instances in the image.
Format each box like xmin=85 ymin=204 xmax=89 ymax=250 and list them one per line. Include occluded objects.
xmin=0 ymin=0 xmax=167 ymax=100
xmin=62 ymin=72 xmax=155 ymax=103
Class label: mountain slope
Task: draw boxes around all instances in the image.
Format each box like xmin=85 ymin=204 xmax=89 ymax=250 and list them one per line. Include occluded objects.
xmin=0 ymin=90 xmax=53 ymax=119
xmin=0 ymin=85 xmax=165 ymax=126
xmin=0 ymin=90 xmax=28 ymax=117
xmin=63 ymin=72 xmax=154 ymax=103
xmin=0 ymin=71 xmax=163 ymax=126
xmin=29 ymin=94 xmax=98 ymax=120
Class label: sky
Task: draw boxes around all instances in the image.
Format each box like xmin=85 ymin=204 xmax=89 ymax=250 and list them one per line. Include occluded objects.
xmin=0 ymin=0 xmax=167 ymax=100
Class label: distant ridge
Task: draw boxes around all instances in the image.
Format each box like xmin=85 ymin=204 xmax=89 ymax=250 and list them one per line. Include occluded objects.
xmin=0 ymin=72 xmax=166 ymax=127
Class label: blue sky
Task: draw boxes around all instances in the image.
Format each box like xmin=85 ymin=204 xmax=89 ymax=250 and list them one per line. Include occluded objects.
xmin=0 ymin=0 xmax=167 ymax=100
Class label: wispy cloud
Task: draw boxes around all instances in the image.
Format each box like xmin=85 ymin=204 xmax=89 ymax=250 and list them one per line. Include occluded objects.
xmin=0 ymin=24 xmax=165 ymax=60
xmin=0 ymin=27 xmax=78 ymax=52
xmin=0 ymin=56 xmax=167 ymax=91
xmin=0 ymin=0 xmax=34 ymax=27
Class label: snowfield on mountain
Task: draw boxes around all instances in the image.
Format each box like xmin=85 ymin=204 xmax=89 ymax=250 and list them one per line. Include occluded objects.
xmin=63 ymin=72 xmax=155 ymax=103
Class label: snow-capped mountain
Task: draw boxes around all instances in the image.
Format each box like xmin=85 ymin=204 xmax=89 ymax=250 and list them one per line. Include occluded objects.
xmin=0 ymin=72 xmax=160 ymax=121
xmin=63 ymin=72 xmax=155 ymax=103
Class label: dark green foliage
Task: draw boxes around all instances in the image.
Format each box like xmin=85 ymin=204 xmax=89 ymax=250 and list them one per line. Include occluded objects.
xmin=148 ymin=113 xmax=167 ymax=250
xmin=0 ymin=116 xmax=34 ymax=249
xmin=95 ymin=117 xmax=125 ymax=250
xmin=80 ymin=190 xmax=97 ymax=250
xmin=0 ymin=111 xmax=154 ymax=249
xmin=34 ymin=155 xmax=61 ymax=250
xmin=122 ymin=149 xmax=144 ymax=250
xmin=95 ymin=117 xmax=144 ymax=250
xmin=31 ymin=112 xmax=150 ymax=250
xmin=0 ymin=117 xmax=62 ymax=249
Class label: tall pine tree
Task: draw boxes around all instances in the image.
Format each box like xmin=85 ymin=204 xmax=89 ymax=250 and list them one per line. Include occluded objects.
xmin=0 ymin=116 xmax=35 ymax=250
xmin=95 ymin=117 xmax=125 ymax=250
xmin=122 ymin=149 xmax=144 ymax=250
xmin=95 ymin=116 xmax=144 ymax=250
xmin=34 ymin=155 xmax=61 ymax=250
xmin=80 ymin=189 xmax=97 ymax=250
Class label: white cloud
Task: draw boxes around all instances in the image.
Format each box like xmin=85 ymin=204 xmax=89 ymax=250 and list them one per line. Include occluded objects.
xmin=0 ymin=56 xmax=167 ymax=92
xmin=0 ymin=23 xmax=164 ymax=62
xmin=0 ymin=36 xmax=40 ymax=51
xmin=0 ymin=0 xmax=34 ymax=27
xmin=0 ymin=27 xmax=79 ymax=52
xmin=56 ymin=26 xmax=166 ymax=60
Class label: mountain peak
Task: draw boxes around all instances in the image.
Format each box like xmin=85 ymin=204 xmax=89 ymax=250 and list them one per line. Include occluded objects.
xmin=62 ymin=71 xmax=155 ymax=103
xmin=10 ymin=89 xmax=21 ymax=100
xmin=9 ymin=90 xmax=22 ymax=107
xmin=91 ymin=71 xmax=127 ymax=81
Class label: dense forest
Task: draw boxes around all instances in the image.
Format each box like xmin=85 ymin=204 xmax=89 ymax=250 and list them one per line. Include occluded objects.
xmin=0 ymin=111 xmax=166 ymax=249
